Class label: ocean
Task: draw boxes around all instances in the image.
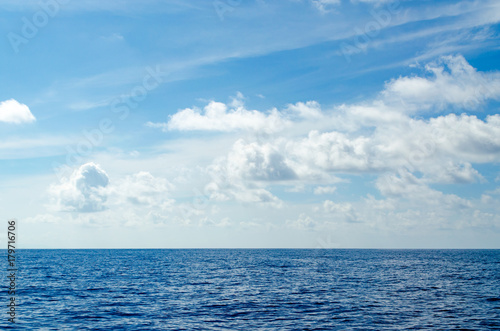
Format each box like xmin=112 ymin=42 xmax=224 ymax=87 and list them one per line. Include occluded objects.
xmin=2 ymin=249 xmax=499 ymax=330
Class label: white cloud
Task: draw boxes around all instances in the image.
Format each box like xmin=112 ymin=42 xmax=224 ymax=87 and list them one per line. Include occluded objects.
xmin=286 ymin=130 xmax=373 ymax=173
xmin=150 ymin=56 xmax=500 ymax=188
xmin=48 ymin=162 xmax=110 ymax=213
xmin=375 ymin=170 xmax=472 ymax=209
xmin=382 ymin=55 xmax=500 ymax=112
xmin=363 ymin=195 xmax=396 ymax=210
xmin=286 ymin=213 xmax=317 ymax=230
xmin=322 ymin=200 xmax=359 ymax=222
xmin=420 ymin=161 xmax=483 ymax=184
xmin=206 ymin=182 xmax=283 ymax=208
xmin=286 ymin=101 xmax=323 ymax=119
xmin=39 ymin=55 xmax=500 ymax=235
xmin=426 ymin=114 xmax=500 ymax=162
xmin=152 ymin=97 xmax=288 ymax=133
xmin=196 ymin=58 xmax=500 ymax=207
xmin=109 ymin=171 xmax=174 ymax=208
xmin=314 ymin=111 xmax=500 ymax=182
xmin=204 ymin=140 xmax=290 ymax=207
xmin=0 ymin=99 xmax=36 ymax=124
xmin=47 ymin=163 xmax=174 ymax=216
xmin=214 ymin=139 xmax=297 ymax=182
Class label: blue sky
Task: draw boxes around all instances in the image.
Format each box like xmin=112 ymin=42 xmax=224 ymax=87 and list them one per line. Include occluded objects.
xmin=1 ymin=0 xmax=500 ymax=248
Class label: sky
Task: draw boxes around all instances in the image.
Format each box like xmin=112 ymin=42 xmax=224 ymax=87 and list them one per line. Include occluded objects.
xmin=1 ymin=0 xmax=500 ymax=248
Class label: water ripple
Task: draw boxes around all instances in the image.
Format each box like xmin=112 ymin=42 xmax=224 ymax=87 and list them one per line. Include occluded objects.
xmin=1 ymin=249 xmax=498 ymax=330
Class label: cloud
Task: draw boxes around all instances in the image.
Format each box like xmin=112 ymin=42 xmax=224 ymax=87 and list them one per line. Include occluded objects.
xmin=420 ymin=161 xmax=483 ymax=184
xmin=375 ymin=170 xmax=472 ymax=209
xmin=311 ymin=0 xmax=340 ymax=13
xmin=286 ymin=101 xmax=323 ymax=119
xmin=168 ymin=55 xmax=500 ymax=225
xmin=204 ymin=139 xmax=291 ymax=207
xmin=47 ymin=162 xmax=178 ymax=226
xmin=197 ymin=58 xmax=500 ymax=207
xmin=286 ymin=130 xmax=374 ymax=173
xmin=110 ymin=171 xmax=174 ymax=208
xmin=40 ymin=54 xmax=499 ymax=233
xmin=48 ymin=162 xmax=110 ymax=213
xmin=322 ymin=200 xmax=359 ymax=222
xmin=286 ymin=213 xmax=317 ymax=230
xmin=48 ymin=163 xmax=174 ymax=215
xmin=0 ymin=99 xmax=36 ymax=124
xmin=214 ymin=139 xmax=297 ymax=182
xmin=208 ymin=111 xmax=500 ymax=187
xmin=199 ymin=217 xmax=232 ymax=228
xmin=382 ymin=55 xmax=500 ymax=112
xmin=205 ymin=180 xmax=283 ymax=208
xmin=149 ymin=98 xmax=328 ymax=136
xmin=150 ymin=95 xmax=288 ymax=133
xmin=363 ymin=195 xmax=396 ymax=211
xmin=425 ymin=114 xmax=500 ymax=162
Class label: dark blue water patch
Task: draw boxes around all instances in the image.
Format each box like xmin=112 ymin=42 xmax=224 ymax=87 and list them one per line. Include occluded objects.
xmin=0 ymin=249 xmax=498 ymax=330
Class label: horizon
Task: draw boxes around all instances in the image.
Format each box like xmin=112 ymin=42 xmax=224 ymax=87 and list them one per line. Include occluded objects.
xmin=5 ymin=247 xmax=500 ymax=250
xmin=1 ymin=0 xmax=500 ymax=249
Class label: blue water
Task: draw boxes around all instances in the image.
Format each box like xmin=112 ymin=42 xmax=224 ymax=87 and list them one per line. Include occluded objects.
xmin=2 ymin=249 xmax=499 ymax=330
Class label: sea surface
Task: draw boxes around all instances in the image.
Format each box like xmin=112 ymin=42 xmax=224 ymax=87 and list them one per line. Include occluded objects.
xmin=2 ymin=249 xmax=499 ymax=330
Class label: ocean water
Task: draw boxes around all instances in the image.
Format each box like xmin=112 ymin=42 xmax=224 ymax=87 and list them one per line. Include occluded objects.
xmin=2 ymin=249 xmax=499 ymax=330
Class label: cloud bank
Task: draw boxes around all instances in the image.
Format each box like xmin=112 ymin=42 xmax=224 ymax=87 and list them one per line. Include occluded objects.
xmin=38 ymin=55 xmax=500 ymax=235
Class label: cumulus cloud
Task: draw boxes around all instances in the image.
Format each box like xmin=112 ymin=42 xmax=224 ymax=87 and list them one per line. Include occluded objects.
xmin=110 ymin=171 xmax=174 ymax=207
xmin=216 ymin=139 xmax=297 ymax=182
xmin=204 ymin=139 xmax=292 ymax=207
xmin=150 ymin=96 xmax=288 ymax=133
xmin=148 ymin=95 xmax=331 ymax=134
xmin=421 ymin=161 xmax=483 ymax=184
xmin=0 ymin=99 xmax=36 ymax=124
xmin=286 ymin=101 xmax=323 ymax=119
xmin=48 ymin=162 xmax=110 ymax=213
xmin=382 ymin=55 xmax=500 ymax=112
xmin=141 ymin=54 xmax=500 ymax=230
xmin=204 ymin=136 xmax=353 ymax=206
xmin=286 ymin=213 xmax=317 ymax=230
xmin=375 ymin=170 xmax=472 ymax=209
xmin=283 ymin=112 xmax=500 ymax=182
xmin=425 ymin=114 xmax=500 ymax=162
xmin=322 ymin=200 xmax=359 ymax=222
xmin=200 ymin=64 xmax=500 ymax=205
xmin=48 ymin=163 xmax=174 ymax=217
xmin=286 ymin=130 xmax=374 ymax=173
xmin=205 ymin=180 xmax=283 ymax=208
xmin=363 ymin=195 xmax=396 ymax=211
